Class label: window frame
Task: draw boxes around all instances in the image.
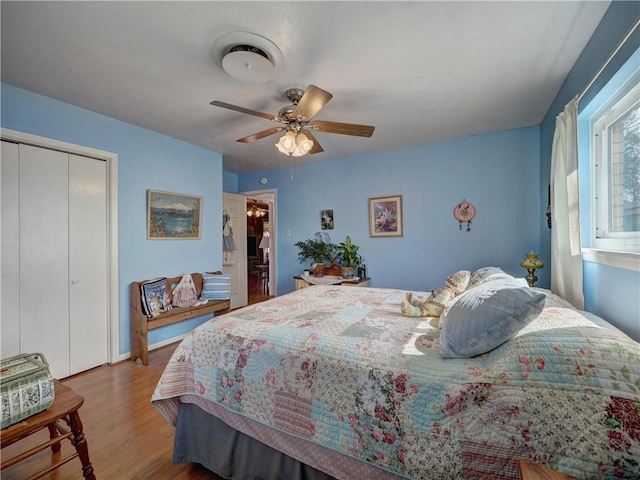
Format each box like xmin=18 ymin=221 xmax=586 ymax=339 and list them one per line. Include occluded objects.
xmin=588 ymin=70 xmax=640 ymax=254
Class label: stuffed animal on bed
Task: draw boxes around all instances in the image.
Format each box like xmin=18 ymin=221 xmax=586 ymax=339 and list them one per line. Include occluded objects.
xmin=401 ymin=270 xmax=470 ymax=318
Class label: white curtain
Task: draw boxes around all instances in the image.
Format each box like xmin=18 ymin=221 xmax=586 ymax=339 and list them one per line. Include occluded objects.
xmin=550 ymin=98 xmax=584 ymax=309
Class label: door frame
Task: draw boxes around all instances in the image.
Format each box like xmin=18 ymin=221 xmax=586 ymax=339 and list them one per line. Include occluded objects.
xmin=241 ymin=188 xmax=277 ymax=297
xmin=1 ymin=128 xmax=119 ymax=365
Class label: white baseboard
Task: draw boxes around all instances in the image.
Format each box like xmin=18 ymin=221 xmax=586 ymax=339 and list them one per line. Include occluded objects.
xmin=115 ymin=333 xmax=189 ymax=363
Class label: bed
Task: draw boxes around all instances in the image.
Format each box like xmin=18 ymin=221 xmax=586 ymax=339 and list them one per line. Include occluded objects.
xmin=152 ymin=269 xmax=640 ymax=479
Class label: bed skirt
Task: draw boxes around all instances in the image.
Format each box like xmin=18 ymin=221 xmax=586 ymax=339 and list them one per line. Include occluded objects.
xmin=174 ymin=402 xmax=336 ymax=480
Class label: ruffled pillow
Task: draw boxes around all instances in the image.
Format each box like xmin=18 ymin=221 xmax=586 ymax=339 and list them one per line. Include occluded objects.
xmin=467 ymin=266 xmax=513 ymax=290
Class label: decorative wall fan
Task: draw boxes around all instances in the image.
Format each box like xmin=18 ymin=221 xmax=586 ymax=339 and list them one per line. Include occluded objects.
xmin=210 ymin=85 xmax=375 ymax=157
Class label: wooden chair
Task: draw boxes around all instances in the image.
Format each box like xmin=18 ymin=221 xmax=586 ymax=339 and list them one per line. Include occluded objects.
xmin=1 ymin=380 xmax=95 ymax=479
xmin=257 ymin=264 xmax=269 ymax=294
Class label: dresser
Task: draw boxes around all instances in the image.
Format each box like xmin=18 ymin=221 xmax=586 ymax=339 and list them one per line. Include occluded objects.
xmin=294 ymin=276 xmax=370 ymax=290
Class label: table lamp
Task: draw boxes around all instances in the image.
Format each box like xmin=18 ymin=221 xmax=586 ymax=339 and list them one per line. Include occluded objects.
xmin=520 ymin=252 xmax=544 ymax=287
xmin=259 ymin=232 xmax=270 ymax=263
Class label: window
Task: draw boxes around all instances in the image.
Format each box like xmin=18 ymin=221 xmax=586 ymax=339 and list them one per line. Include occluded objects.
xmin=591 ymin=76 xmax=640 ymax=253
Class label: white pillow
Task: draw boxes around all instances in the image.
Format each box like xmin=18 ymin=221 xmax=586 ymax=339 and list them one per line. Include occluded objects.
xmin=439 ymin=278 xmax=546 ymax=358
xmin=466 ymin=266 xmax=513 ymax=290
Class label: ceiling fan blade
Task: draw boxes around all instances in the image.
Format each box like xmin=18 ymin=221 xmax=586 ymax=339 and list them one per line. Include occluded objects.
xmin=237 ymin=127 xmax=284 ymax=143
xmin=303 ymin=131 xmax=324 ymax=154
xmin=311 ymin=120 xmax=375 ymax=138
xmin=210 ymin=100 xmax=277 ymax=121
xmin=291 ymin=85 xmax=333 ymax=121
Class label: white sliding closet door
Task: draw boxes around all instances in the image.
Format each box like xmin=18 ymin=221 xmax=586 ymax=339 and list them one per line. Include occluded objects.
xmin=1 ymin=141 xmax=21 ymax=356
xmin=69 ymin=153 xmax=108 ymax=375
xmin=1 ymin=142 xmax=108 ymax=378
xmin=19 ymin=144 xmax=71 ymax=377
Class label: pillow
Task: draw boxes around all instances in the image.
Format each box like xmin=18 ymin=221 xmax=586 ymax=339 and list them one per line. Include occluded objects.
xmin=444 ymin=270 xmax=470 ymax=294
xmin=466 ymin=266 xmax=514 ymax=290
xmin=200 ymin=273 xmax=232 ymax=300
xmin=439 ymin=276 xmax=531 ymax=328
xmin=439 ymin=279 xmax=546 ymax=358
xmin=141 ymin=277 xmax=169 ymax=318
xmin=438 ymin=297 xmax=458 ymax=328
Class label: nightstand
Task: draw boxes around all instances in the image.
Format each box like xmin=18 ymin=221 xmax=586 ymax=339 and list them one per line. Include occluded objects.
xmin=340 ymin=277 xmax=370 ymax=287
xmin=518 ymin=459 xmax=576 ymax=480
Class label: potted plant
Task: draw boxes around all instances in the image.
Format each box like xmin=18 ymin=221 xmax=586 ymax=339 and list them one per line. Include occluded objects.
xmin=294 ymin=232 xmax=337 ymax=277
xmin=336 ymin=235 xmax=362 ymax=278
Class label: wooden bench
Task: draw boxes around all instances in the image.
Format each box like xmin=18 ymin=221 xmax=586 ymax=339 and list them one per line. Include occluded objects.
xmin=130 ymin=272 xmax=230 ymax=365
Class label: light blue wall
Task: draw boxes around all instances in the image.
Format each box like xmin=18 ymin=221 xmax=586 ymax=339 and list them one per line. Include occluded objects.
xmin=538 ymin=1 xmax=640 ymax=340
xmin=223 ymin=170 xmax=238 ymax=193
xmin=239 ymin=127 xmax=541 ymax=296
xmin=1 ymin=84 xmax=225 ymax=355
xmin=583 ymin=262 xmax=640 ymax=340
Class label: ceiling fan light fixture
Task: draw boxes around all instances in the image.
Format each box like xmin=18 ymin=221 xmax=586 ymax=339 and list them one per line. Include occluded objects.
xmin=275 ymin=130 xmax=296 ymax=155
xmin=275 ymin=130 xmax=313 ymax=157
xmin=292 ymin=147 xmax=306 ymax=157
xmin=295 ymin=131 xmax=313 ymax=152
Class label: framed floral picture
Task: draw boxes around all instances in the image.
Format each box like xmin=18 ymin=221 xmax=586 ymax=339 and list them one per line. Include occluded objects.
xmin=147 ymin=190 xmax=202 ymax=239
xmin=369 ymin=195 xmax=403 ymax=237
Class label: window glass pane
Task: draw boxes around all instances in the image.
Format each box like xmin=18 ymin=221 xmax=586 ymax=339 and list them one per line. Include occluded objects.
xmin=608 ymin=101 xmax=640 ymax=233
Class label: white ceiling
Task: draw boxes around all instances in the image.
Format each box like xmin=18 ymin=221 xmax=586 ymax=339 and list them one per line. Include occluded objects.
xmin=1 ymin=1 xmax=610 ymax=174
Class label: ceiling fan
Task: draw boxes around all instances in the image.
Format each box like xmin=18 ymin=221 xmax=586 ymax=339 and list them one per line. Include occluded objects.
xmin=210 ymin=85 xmax=375 ymax=156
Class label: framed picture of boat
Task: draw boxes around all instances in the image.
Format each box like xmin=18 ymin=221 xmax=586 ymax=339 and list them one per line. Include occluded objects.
xmin=147 ymin=190 xmax=202 ymax=239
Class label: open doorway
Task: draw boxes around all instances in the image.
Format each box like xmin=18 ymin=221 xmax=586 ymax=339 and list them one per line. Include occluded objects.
xmin=243 ymin=190 xmax=276 ymax=305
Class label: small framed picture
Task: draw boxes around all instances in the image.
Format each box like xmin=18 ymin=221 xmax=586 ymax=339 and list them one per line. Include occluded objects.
xmin=321 ymin=209 xmax=334 ymax=230
xmin=369 ymin=195 xmax=402 ymax=237
xmin=147 ymin=190 xmax=202 ymax=239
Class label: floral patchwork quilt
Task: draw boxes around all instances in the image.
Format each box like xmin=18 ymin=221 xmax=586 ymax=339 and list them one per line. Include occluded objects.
xmin=152 ymin=286 xmax=640 ymax=479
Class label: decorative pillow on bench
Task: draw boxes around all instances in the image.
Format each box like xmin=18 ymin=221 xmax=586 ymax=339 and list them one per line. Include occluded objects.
xmin=141 ymin=278 xmax=172 ymax=318
xmin=200 ymin=273 xmax=232 ymax=300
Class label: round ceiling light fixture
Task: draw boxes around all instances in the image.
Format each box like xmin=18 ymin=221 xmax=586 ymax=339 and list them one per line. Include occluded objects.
xmin=212 ymin=32 xmax=283 ymax=83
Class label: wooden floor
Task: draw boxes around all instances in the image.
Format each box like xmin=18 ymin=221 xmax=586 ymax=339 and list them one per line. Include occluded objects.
xmin=1 ymin=278 xmax=272 ymax=480
xmin=248 ymin=272 xmax=272 ymax=305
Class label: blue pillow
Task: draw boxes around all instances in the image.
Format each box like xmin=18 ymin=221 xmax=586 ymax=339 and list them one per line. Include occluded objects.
xmin=200 ymin=273 xmax=232 ymax=300
xmin=141 ymin=277 xmax=169 ymax=318
xmin=440 ymin=279 xmax=546 ymax=358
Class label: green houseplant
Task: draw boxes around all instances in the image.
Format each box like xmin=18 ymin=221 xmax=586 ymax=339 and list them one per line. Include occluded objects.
xmin=336 ymin=235 xmax=362 ymax=278
xmin=294 ymin=232 xmax=337 ymax=277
